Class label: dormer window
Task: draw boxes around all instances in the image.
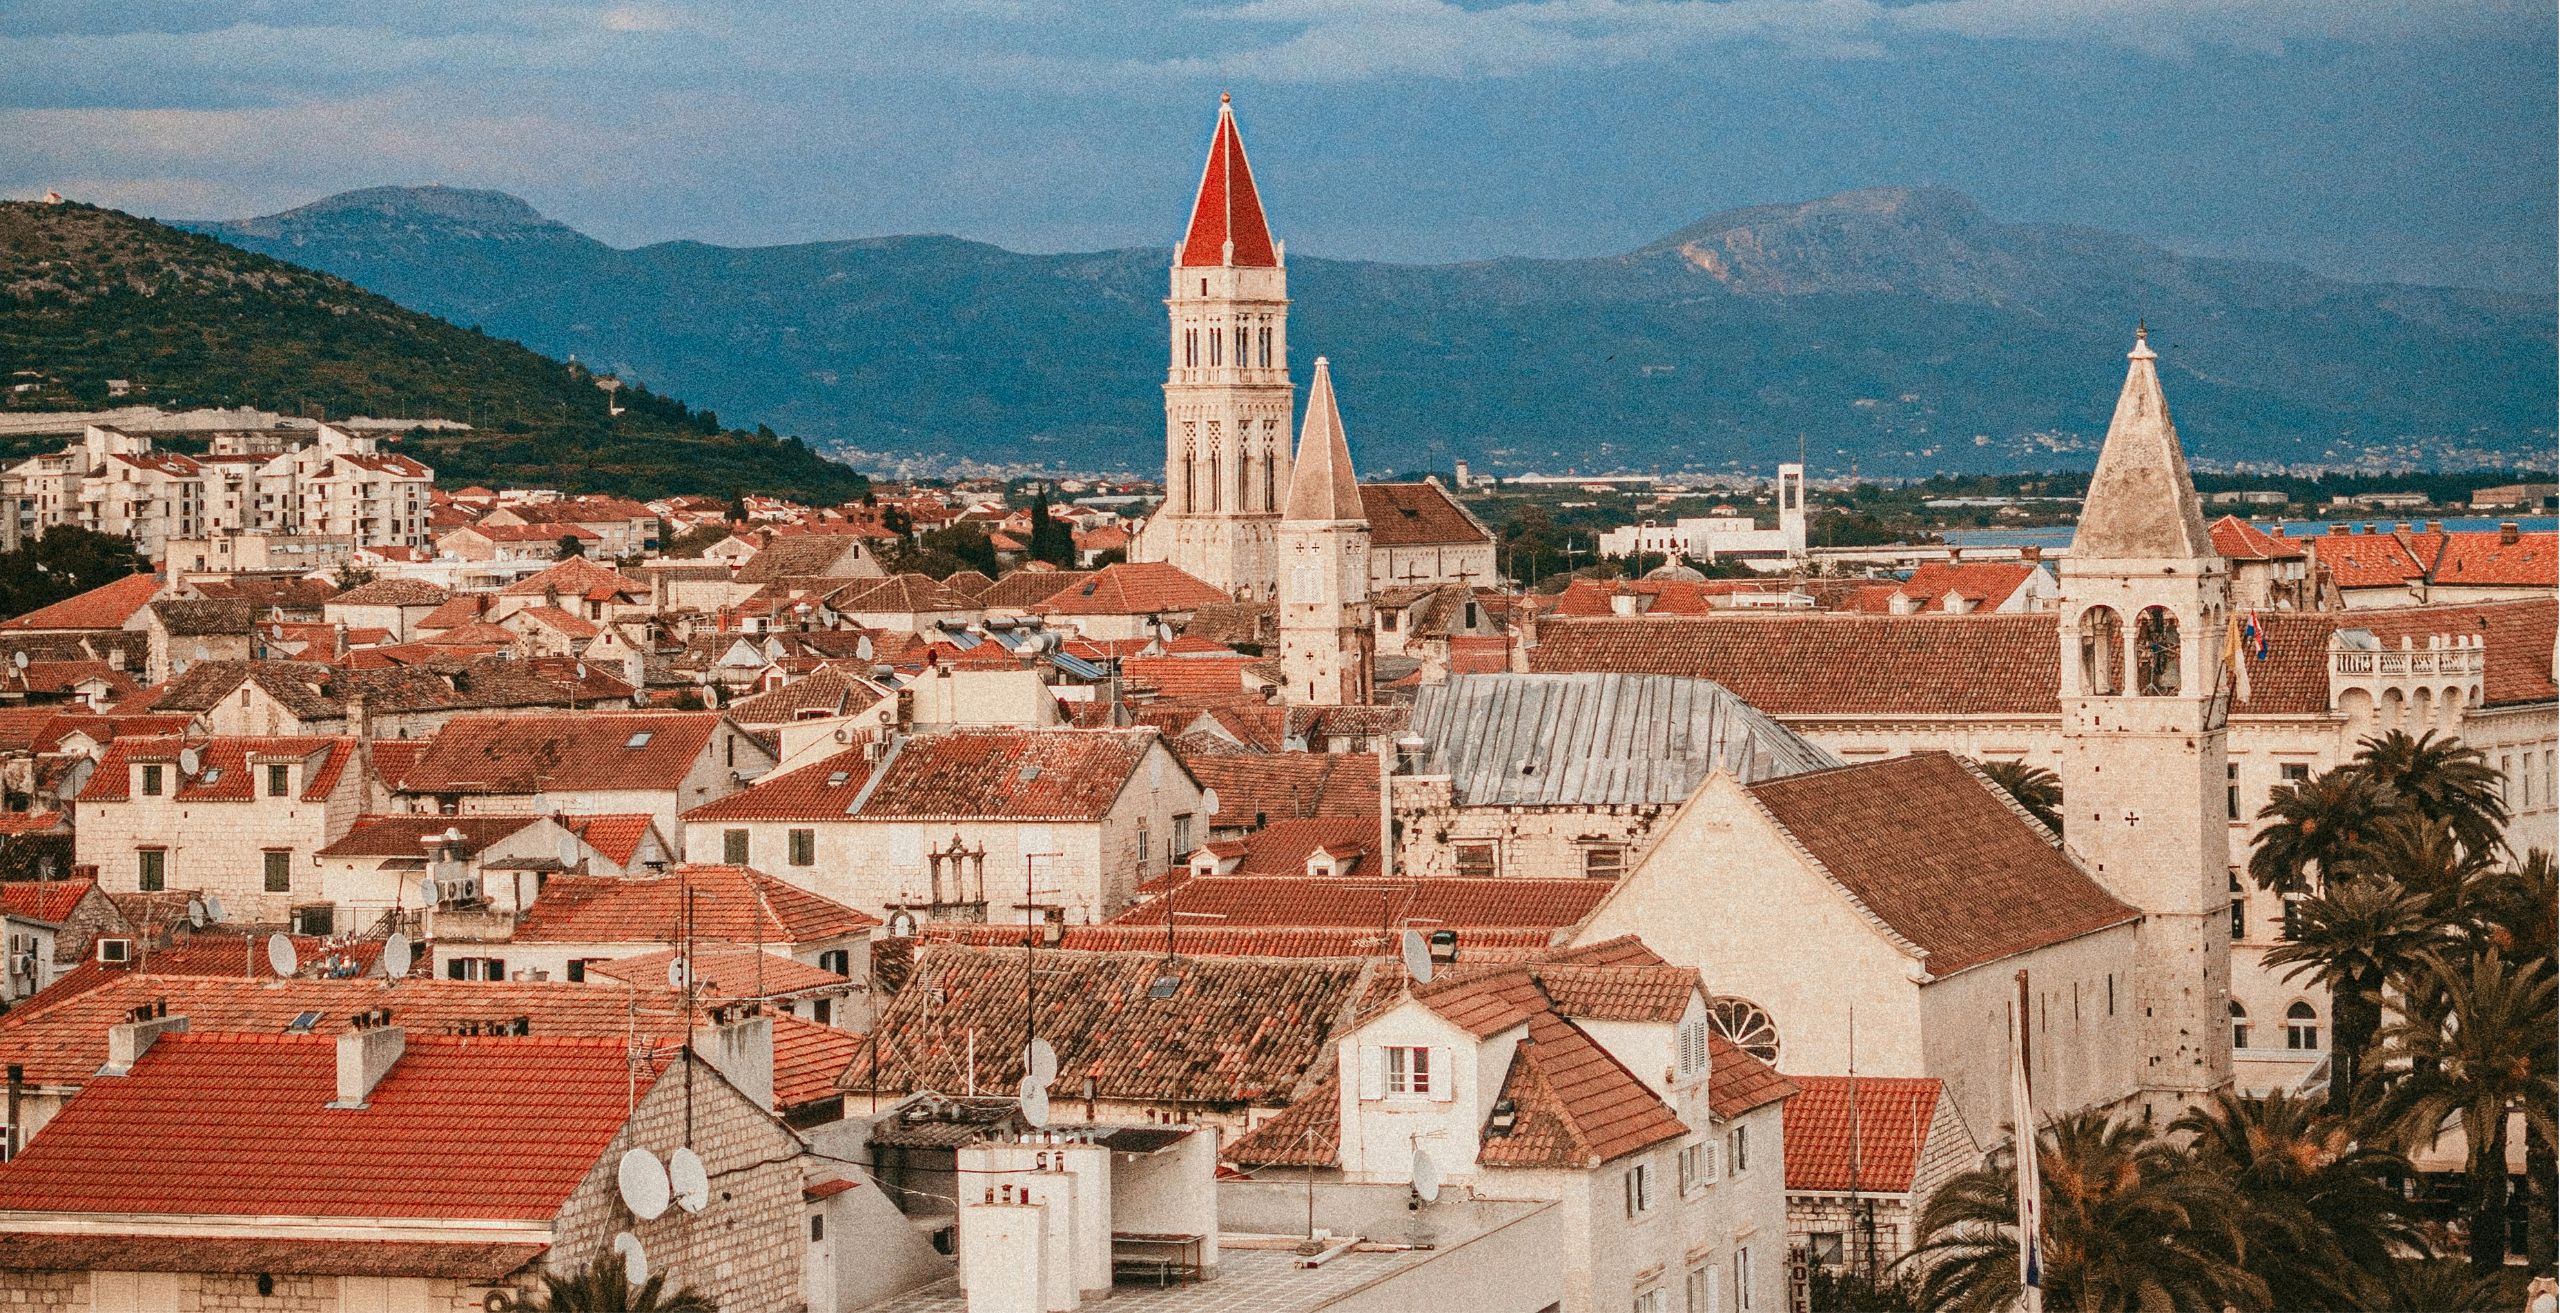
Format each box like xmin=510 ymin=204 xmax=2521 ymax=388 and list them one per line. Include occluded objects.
xmin=266 ymin=763 xmax=289 ymax=797
xmin=139 ymin=764 xmax=163 ymax=797
xmin=1386 ymin=1045 xmax=1430 ymax=1097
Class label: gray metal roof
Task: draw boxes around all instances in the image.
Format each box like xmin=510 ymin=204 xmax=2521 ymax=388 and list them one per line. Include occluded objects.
xmin=1406 ymin=672 xmax=1839 ymax=807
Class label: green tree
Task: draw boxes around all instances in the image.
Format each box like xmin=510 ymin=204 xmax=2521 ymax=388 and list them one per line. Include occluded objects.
xmin=513 ymin=1255 xmax=717 ymax=1311
xmin=2249 ymin=768 xmax=2401 ymax=895
xmin=2261 ymin=876 xmax=2450 ymax=1114
xmin=1900 ymin=1110 xmax=2266 ymax=1312
xmin=2364 ymin=950 xmax=2558 ymax=1271
xmin=556 ymin=534 xmax=588 ymax=559
xmin=2349 ymin=730 xmax=2511 ymax=860
xmin=2171 ymin=1089 xmax=2429 ymax=1307
xmin=1027 ymin=490 xmax=1075 ymax=567
xmin=1973 ymin=759 xmax=2063 ymax=836
xmin=0 ymin=527 xmax=150 ymax=619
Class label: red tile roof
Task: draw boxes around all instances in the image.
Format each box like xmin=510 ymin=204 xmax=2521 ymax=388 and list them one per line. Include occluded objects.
xmin=77 ymin=736 xmax=356 ymax=804
xmin=1050 ymin=925 xmax=1557 ymax=957
xmin=683 ymin=744 xmax=879 ymax=822
xmin=1178 ymin=96 xmax=1279 ymax=269
xmin=1175 ymin=749 xmax=1381 ymax=824
xmin=0 ymin=574 xmax=162 ymax=632
xmin=1208 ymin=818 xmax=1382 ymax=876
xmin=1123 ymin=655 xmax=1257 ymax=699
xmin=2228 ymin=598 xmax=2557 ymax=715
xmin=771 ymin=1013 xmax=863 ymax=1111
xmin=1357 ymin=483 xmax=1491 ymax=549
xmin=1706 ymin=1033 xmax=1797 ymax=1120
xmin=1781 ymin=1074 xmax=1944 ymax=1193
xmin=496 ymin=555 xmax=635 ymax=599
xmin=1531 ymin=614 xmax=2062 ymax=716
xmin=2209 ymin=516 xmax=2306 ymax=562
xmin=0 ymin=1233 xmax=543 ymax=1280
xmin=1745 ymin=753 xmax=2137 ymax=976
xmin=314 ymin=814 xmax=543 ymax=859
xmin=1110 ymin=875 xmax=1610 ymax=933
xmin=0 ymin=1032 xmax=656 ymax=1221
xmin=1478 ymin=1010 xmax=1689 ymax=1168
xmin=0 ymin=876 xmax=92 ymax=924
xmin=588 ymin=946 xmax=850 ymax=1001
xmin=2431 ymin=530 xmax=2557 ymax=587
xmin=1035 ymin=563 xmax=1226 ymax=616
xmin=852 ymin=729 xmax=1174 ymax=821
xmin=512 ymin=865 xmax=875 ymax=947
xmin=395 ymin=711 xmax=725 ymax=794
xmin=1878 ymin=561 xmax=2039 ymax=613
xmin=2308 ymin=532 xmax=2427 ymax=589
xmin=560 ymin=813 xmax=661 ymax=866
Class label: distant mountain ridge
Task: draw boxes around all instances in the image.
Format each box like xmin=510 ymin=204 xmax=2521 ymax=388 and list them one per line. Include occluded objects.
xmin=186 ymin=185 xmax=2555 ymax=476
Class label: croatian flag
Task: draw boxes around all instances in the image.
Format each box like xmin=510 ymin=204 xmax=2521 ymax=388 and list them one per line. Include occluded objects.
xmin=2243 ymin=610 xmax=2268 ymax=661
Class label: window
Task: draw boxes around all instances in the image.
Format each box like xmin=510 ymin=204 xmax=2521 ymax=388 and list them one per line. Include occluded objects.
xmin=1258 ymin=325 xmax=1272 ymax=368
xmin=2283 ymin=897 xmax=2304 ymax=941
xmin=566 ymin=958 xmax=595 ymax=983
xmin=2226 ymin=762 xmax=2240 ymax=819
xmin=1386 ymin=1045 xmax=1431 ymax=1097
xmin=1582 ymin=846 xmax=1626 ymax=880
xmin=724 ymin=829 xmax=749 ymax=865
xmin=814 ymin=998 xmax=833 ymax=1025
xmin=2285 ymin=1002 xmax=2319 ymax=1050
xmin=140 ymin=764 xmax=163 ymax=797
xmin=264 ymin=850 xmax=291 ymax=893
xmin=1171 ymin=814 xmax=1193 ymax=857
xmin=1678 ymin=1017 xmax=1710 ymax=1077
xmin=1727 ymin=1123 xmax=1750 ymax=1175
xmin=2076 ymin=606 xmax=2123 ymax=695
xmin=1454 ymin=843 xmax=1496 ymax=878
xmin=1688 ymin=1262 xmax=1720 ymax=1313
xmin=266 ymin=763 xmax=289 ymax=797
xmin=447 ymin=957 xmax=507 ymax=982
xmin=818 ymin=948 xmax=851 ymax=976
xmin=1208 ymin=327 xmax=1221 ymax=367
xmin=1623 ymin=1160 xmax=1654 ymax=1216
xmin=2280 ymin=762 xmax=2311 ymax=784
xmin=2133 ymin=606 xmax=2181 ymax=696
xmin=789 ymin=829 xmax=816 ymax=867
xmin=1734 ymin=1248 xmax=1753 ymax=1310
xmin=1707 ymin=996 xmax=1780 ymax=1063
xmin=137 ymin=849 xmax=165 ymax=892
xmin=625 ymin=730 xmax=654 ymax=749
xmin=1678 ymin=1138 xmax=1720 ymax=1193
xmin=2230 ymin=896 xmax=2247 ymax=941
xmin=1635 ymin=1290 xmax=1667 ymax=1313
xmin=2230 ymin=1000 xmax=2251 ymax=1049
xmin=1807 ymin=1232 xmax=1845 ymax=1269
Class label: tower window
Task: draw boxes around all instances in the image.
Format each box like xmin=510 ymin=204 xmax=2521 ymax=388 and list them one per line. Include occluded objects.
xmin=2077 ymin=606 xmax=2124 ymax=695
xmin=2134 ymin=607 xmax=2181 ymax=695
xmin=1258 ymin=325 xmax=1272 ymax=368
xmin=1209 ymin=328 xmax=1221 ymax=367
xmin=1184 ymin=329 xmax=1197 ymax=369
xmin=1235 ymin=325 xmax=1248 ymax=368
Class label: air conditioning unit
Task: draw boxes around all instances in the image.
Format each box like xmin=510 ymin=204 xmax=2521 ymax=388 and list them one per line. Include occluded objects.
xmin=10 ymin=951 xmax=36 ymax=979
xmin=96 ymin=938 xmax=132 ymax=964
xmin=451 ymin=875 xmax=481 ymax=903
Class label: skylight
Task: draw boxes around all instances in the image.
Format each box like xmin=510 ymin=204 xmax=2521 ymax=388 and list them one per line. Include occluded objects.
xmin=625 ymin=731 xmax=654 ymax=749
xmin=285 ymin=1011 xmax=322 ymax=1034
xmin=826 ymin=772 xmax=850 ymax=787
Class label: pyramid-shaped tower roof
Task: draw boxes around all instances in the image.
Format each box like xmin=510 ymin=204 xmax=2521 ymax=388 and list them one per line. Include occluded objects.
xmin=1178 ymin=94 xmax=1279 ymax=269
xmin=1285 ymin=358 xmax=1362 ymax=523
xmin=2071 ymin=327 xmax=2212 ymax=561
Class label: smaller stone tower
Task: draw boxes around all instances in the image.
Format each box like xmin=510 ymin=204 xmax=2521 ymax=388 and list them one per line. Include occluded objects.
xmin=1277 ymin=358 xmax=1374 ymax=707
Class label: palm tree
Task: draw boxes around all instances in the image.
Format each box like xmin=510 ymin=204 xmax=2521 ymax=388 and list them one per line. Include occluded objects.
xmin=2262 ymin=876 xmax=2449 ymax=1113
xmin=2364 ymin=950 xmax=2559 ymax=1271
xmin=2171 ymin=1089 xmax=2429 ymax=1308
xmin=1900 ymin=1110 xmax=2267 ymax=1311
xmin=2249 ymin=767 xmax=2401 ymax=895
xmin=2351 ymin=730 xmax=2511 ymax=860
xmin=521 ymin=1255 xmax=718 ymax=1312
xmin=2375 ymin=1259 xmax=2533 ymax=1312
xmin=1974 ymin=758 xmax=2063 ymax=836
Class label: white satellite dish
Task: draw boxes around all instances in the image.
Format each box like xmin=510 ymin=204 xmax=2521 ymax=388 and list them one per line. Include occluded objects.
xmin=418 ymin=876 xmax=441 ymax=905
xmin=202 ymin=895 xmax=223 ymax=923
xmin=667 ymin=1146 xmax=709 ymax=1214
xmin=382 ymin=931 xmax=413 ymax=980
xmin=185 ymin=897 xmax=206 ymax=929
xmin=1412 ymin=1148 xmax=1442 ymax=1203
xmin=265 ymin=933 xmax=299 ymax=977
xmin=1200 ymin=787 xmax=1220 ymax=817
xmin=617 ymin=1147 xmax=671 ymax=1220
xmin=1026 ymin=1038 xmax=1058 ymax=1089
xmin=1400 ymin=929 xmax=1433 ymax=984
xmin=666 ymin=957 xmax=690 ymax=991
xmin=558 ymin=831 xmax=583 ymax=870
xmin=612 ymin=1231 xmax=649 ymax=1285
xmin=9 ymin=651 xmax=24 ymax=671
xmin=178 ymin=746 xmax=201 ymax=777
xmin=886 ymin=910 xmax=917 ymax=940
xmin=1018 ymin=1074 xmax=1049 ymax=1129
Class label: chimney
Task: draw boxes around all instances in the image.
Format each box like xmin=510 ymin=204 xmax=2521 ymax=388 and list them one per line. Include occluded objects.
xmin=2020 ymin=546 xmax=2042 ymax=563
xmin=99 ymin=1009 xmax=188 ymax=1076
xmin=330 ymin=1020 xmax=405 ymax=1109
xmin=345 ymin=689 xmax=369 ymax=741
xmin=691 ymin=1009 xmax=774 ymax=1111
xmin=2500 ymin=521 xmax=2521 ymax=545
xmin=2427 ymin=520 xmax=2444 ymax=533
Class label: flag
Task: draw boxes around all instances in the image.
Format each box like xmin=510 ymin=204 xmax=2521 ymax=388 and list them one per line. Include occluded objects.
xmin=2012 ymin=973 xmax=2044 ymax=1313
xmin=2245 ymin=610 xmax=2269 ymax=660
xmin=2224 ymin=609 xmax=2252 ymax=704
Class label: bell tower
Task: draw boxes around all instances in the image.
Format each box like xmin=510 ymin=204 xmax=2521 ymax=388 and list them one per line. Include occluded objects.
xmin=1278 ymin=358 xmax=1374 ymax=706
xmin=2058 ymin=326 xmax=2235 ymax=1123
xmin=1132 ymin=93 xmax=1294 ymax=598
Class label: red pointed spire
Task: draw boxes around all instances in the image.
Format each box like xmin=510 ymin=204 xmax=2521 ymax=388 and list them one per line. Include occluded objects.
xmin=1178 ymin=93 xmax=1279 ymax=269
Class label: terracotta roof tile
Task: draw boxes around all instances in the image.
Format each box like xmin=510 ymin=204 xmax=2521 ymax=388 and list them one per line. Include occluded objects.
xmin=1123 ymin=655 xmax=1257 ymax=700
xmin=0 ymin=875 xmax=91 ymax=924
xmin=512 ymin=865 xmax=875 ymax=946
xmin=1174 ymin=750 xmax=1380 ymax=824
xmin=0 ymin=574 xmax=162 ymax=632
xmin=976 ymin=570 xmax=1091 ymax=610
xmin=1745 ymin=752 xmax=2136 ymax=976
xmin=559 ymin=813 xmax=661 ymax=866
xmin=770 ymin=1013 xmax=863 ymax=1111
xmin=1781 ymin=1074 xmax=1943 ymax=1192
xmin=2209 ymin=516 xmax=2306 ymax=562
xmin=314 ymin=814 xmax=543 ymax=859
xmin=1035 ymin=563 xmax=1225 ymax=616
xmin=2430 ymin=530 xmax=2557 ymax=587
xmin=588 ymin=946 xmax=851 ymax=1002
xmin=1356 ymin=483 xmax=1491 ymax=549
xmin=1532 ymin=614 xmax=2061 ymax=716
xmin=0 ymin=1233 xmax=544 ymax=1281
xmin=1110 ymin=874 xmax=1608 ymax=933
xmin=395 ymin=711 xmax=726 ymax=794
xmin=1706 ymin=1033 xmax=1797 ymax=1120
xmin=851 ymin=729 xmax=1172 ymax=821
xmin=78 ymin=736 xmax=356 ymax=804
xmin=723 ymin=667 xmax=889 ymax=726
xmin=2308 ymin=533 xmax=2427 ymax=589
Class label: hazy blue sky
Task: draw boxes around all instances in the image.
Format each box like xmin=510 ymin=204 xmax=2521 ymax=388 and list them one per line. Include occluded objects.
xmin=3 ymin=1 xmax=2551 ymax=291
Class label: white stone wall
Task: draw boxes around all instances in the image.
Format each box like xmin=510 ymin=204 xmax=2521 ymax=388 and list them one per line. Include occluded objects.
xmin=77 ymin=750 xmax=365 ymax=922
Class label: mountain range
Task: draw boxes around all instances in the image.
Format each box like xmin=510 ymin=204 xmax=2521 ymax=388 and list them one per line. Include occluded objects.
xmin=188 ymin=185 xmax=2556 ymax=477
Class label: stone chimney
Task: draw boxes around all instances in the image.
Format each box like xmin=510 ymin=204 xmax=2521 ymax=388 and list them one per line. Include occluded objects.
xmin=99 ymin=1006 xmax=187 ymax=1077
xmin=2500 ymin=521 xmax=2521 ymax=545
xmin=691 ymin=1008 xmax=774 ymax=1111
xmin=2020 ymin=546 xmax=2043 ymax=563
xmin=345 ymin=689 xmax=370 ymax=741
xmin=330 ymin=1016 xmax=405 ymax=1109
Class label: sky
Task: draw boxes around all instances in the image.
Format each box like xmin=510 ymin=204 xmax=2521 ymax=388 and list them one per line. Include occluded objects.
xmin=2 ymin=1 xmax=2552 ymax=293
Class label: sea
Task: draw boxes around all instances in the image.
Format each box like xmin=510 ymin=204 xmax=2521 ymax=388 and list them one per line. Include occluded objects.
xmin=1942 ymin=515 xmax=2559 ymax=552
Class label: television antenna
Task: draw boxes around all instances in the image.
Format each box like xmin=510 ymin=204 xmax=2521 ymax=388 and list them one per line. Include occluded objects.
xmin=617 ymin=1147 xmax=670 ymax=1220
xmin=265 ymin=933 xmax=298 ymax=977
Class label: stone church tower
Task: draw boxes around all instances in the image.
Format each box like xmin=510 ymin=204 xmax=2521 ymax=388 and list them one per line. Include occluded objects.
xmin=1278 ymin=358 xmax=1374 ymax=706
xmin=1132 ymin=94 xmax=1295 ymax=598
xmin=2058 ymin=327 xmax=2236 ymax=1123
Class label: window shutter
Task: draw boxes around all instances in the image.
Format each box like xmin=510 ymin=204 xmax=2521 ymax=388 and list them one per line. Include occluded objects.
xmin=1427 ymin=1046 xmax=1455 ymax=1101
xmin=1705 ymin=1264 xmax=1723 ymax=1313
xmin=1703 ymin=1140 xmax=1723 ymax=1184
xmin=1359 ymin=1046 xmax=1386 ymax=1100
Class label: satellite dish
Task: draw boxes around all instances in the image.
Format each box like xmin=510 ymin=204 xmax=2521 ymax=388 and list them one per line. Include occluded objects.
xmin=178 ymin=746 xmax=201 ymax=776
xmin=668 ymin=1146 xmax=709 ymax=1214
xmin=1400 ymin=929 xmax=1433 ymax=984
xmin=558 ymin=831 xmax=583 ymax=870
xmin=185 ymin=897 xmax=206 ymax=929
xmin=617 ymin=1148 xmax=671 ymax=1220
xmin=9 ymin=651 xmax=25 ymax=671
xmin=886 ymin=910 xmax=917 ymax=940
xmin=1018 ymin=1074 xmax=1049 ymax=1129
xmin=574 ymin=662 xmax=589 ymax=682
xmin=1027 ymin=1038 xmax=1058 ymax=1088
xmin=666 ymin=957 xmax=690 ymax=991
xmin=1200 ymin=787 xmax=1220 ymax=817
xmin=202 ymin=895 xmax=223 ymax=923
xmin=419 ymin=876 xmax=441 ymax=905
xmin=1412 ymin=1148 xmax=1441 ymax=1203
xmin=612 ymin=1231 xmax=649 ymax=1285
xmin=382 ymin=931 xmax=413 ymax=980
xmin=265 ymin=933 xmax=299 ymax=977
